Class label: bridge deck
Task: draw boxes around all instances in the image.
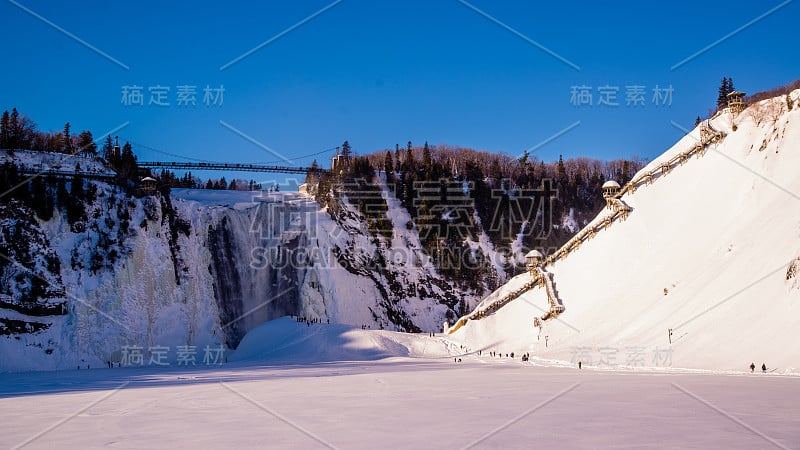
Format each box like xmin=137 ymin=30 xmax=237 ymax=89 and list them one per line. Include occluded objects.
xmin=138 ymin=161 xmax=326 ymax=174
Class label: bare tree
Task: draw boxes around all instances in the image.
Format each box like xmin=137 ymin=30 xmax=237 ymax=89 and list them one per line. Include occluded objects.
xmin=748 ymin=101 xmax=767 ymax=127
xmin=765 ymin=97 xmax=786 ymax=125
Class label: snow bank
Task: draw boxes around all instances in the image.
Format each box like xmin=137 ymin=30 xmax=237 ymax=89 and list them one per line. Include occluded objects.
xmin=231 ymin=317 xmax=461 ymax=363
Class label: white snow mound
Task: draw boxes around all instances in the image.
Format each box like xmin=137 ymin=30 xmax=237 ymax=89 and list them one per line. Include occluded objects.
xmin=231 ymin=317 xmax=457 ymax=363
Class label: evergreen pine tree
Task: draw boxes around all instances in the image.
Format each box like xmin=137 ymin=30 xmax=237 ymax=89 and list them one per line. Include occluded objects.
xmin=120 ymin=142 xmax=137 ymax=180
xmin=63 ymin=122 xmax=72 ymax=153
xmin=556 ymin=155 xmax=567 ymax=184
xmin=518 ymin=150 xmax=530 ymax=166
xmin=422 ymin=141 xmax=432 ymax=171
xmin=102 ymin=135 xmax=114 ymax=161
xmin=383 ymin=151 xmax=394 ymax=183
xmin=717 ymin=77 xmax=729 ymax=109
xmin=305 ymin=159 xmax=320 ymax=185
xmin=717 ymin=77 xmax=737 ymax=109
xmin=0 ymin=110 xmax=9 ymax=148
xmin=342 ymin=140 xmax=351 ymax=161
xmin=77 ymin=131 xmax=96 ymax=155
xmin=406 ymin=140 xmax=413 ymax=169
xmin=404 ymin=141 xmax=415 ymax=172
xmin=9 ymin=108 xmax=20 ymax=149
xmin=394 ymin=144 xmax=402 ymax=170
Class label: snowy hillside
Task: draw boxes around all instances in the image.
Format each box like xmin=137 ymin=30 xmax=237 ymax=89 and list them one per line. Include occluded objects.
xmin=0 ymin=149 xmax=112 ymax=175
xmin=449 ymin=91 xmax=800 ymax=373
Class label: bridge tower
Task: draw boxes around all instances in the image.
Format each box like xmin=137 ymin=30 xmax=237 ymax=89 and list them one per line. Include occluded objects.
xmin=331 ymin=141 xmax=352 ymax=171
xmin=332 ymin=146 xmax=344 ymax=171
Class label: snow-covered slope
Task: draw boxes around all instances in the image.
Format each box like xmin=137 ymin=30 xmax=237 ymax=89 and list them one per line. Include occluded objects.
xmin=449 ymin=91 xmax=800 ymax=373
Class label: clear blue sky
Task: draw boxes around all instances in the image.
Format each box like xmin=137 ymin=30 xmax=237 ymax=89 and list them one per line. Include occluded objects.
xmin=1 ymin=0 xmax=797 ymax=185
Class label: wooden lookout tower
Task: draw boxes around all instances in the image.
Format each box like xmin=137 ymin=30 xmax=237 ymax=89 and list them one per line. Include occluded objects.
xmin=699 ymin=120 xmax=712 ymax=144
xmin=727 ymin=91 xmax=746 ymax=116
xmin=525 ymin=249 xmax=544 ymax=275
xmin=602 ymin=180 xmax=621 ymax=208
xmin=140 ymin=176 xmax=157 ymax=195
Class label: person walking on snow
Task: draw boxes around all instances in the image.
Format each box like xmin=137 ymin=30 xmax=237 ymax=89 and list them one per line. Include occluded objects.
xmin=762 ymin=363 xmax=767 ymax=373
xmin=750 ymin=363 xmax=755 ymax=373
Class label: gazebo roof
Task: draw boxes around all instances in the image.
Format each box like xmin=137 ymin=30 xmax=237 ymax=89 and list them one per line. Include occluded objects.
xmin=141 ymin=177 xmax=156 ymax=182
xmin=525 ymin=249 xmax=543 ymax=259
xmin=727 ymin=90 xmax=746 ymax=97
xmin=602 ymin=180 xmax=621 ymax=189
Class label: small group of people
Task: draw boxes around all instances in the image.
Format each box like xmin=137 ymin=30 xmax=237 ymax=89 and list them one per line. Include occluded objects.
xmin=79 ymin=362 xmax=121 ymax=370
xmin=294 ymin=316 xmax=329 ymax=326
xmin=749 ymin=362 xmax=768 ymax=373
xmin=360 ymin=324 xmax=371 ymax=330
xmin=486 ymin=351 xmax=526 ymax=359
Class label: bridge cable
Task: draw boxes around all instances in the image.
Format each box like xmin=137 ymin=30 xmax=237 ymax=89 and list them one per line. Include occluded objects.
xmin=130 ymin=141 xmax=336 ymax=166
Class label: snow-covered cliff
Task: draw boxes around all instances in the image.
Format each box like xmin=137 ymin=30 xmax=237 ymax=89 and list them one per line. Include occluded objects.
xmin=0 ymin=159 xmax=481 ymax=371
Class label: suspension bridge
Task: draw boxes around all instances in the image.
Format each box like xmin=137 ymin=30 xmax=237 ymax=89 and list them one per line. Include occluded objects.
xmin=137 ymin=161 xmax=327 ymax=175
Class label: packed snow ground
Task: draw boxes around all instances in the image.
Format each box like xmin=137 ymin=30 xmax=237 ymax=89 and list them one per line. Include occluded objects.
xmin=1 ymin=320 xmax=798 ymax=449
xmin=450 ymin=93 xmax=800 ymax=374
